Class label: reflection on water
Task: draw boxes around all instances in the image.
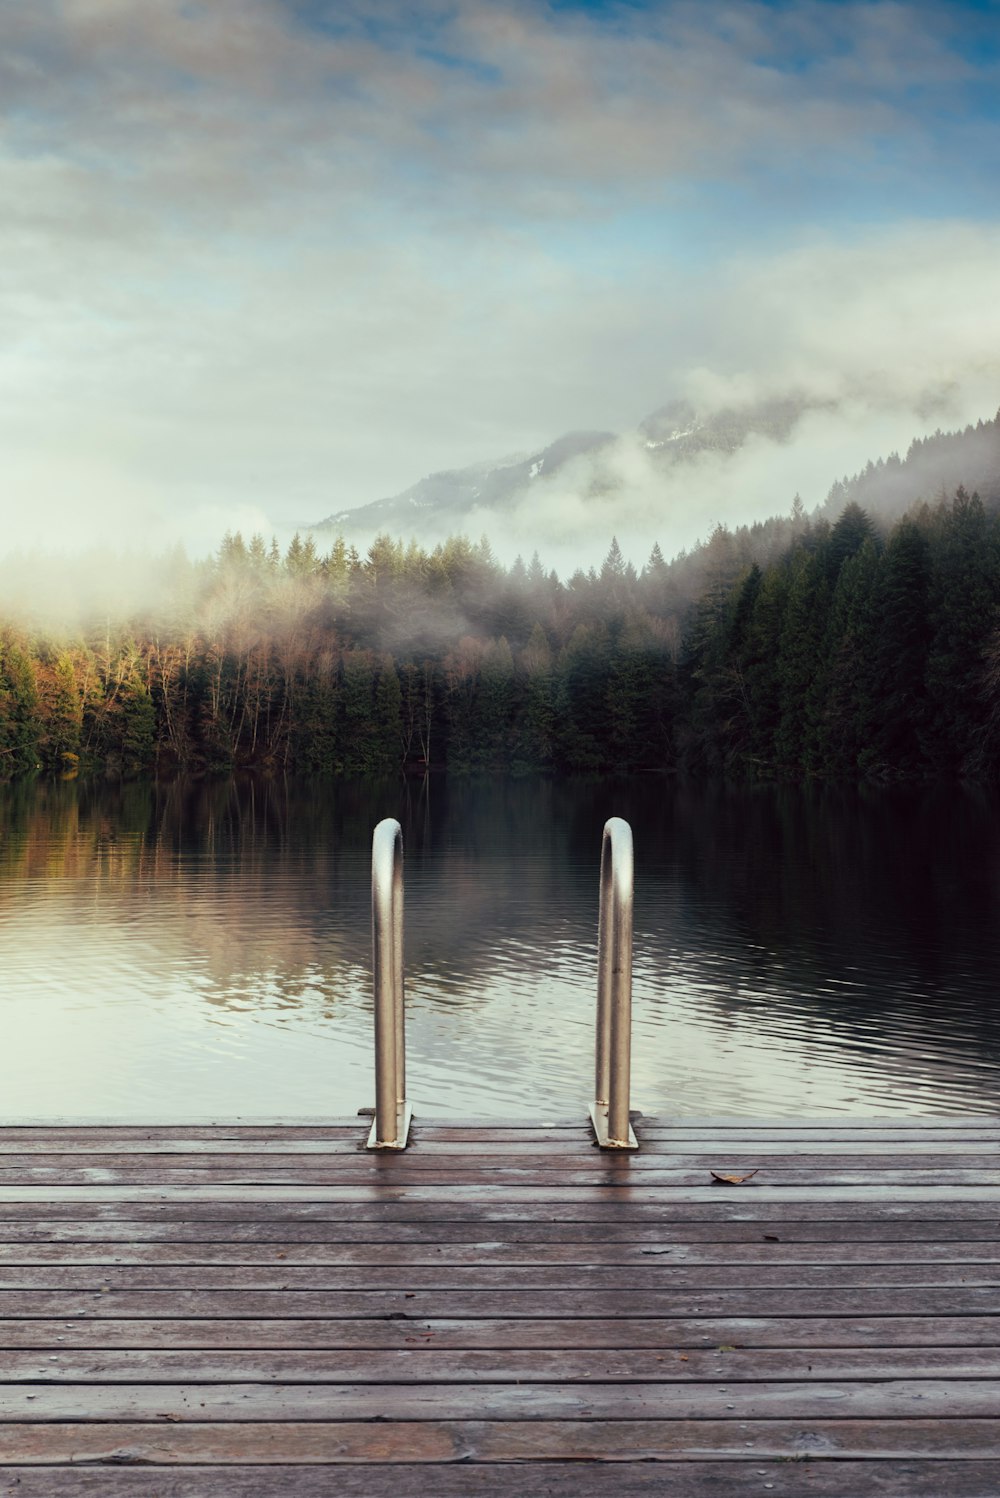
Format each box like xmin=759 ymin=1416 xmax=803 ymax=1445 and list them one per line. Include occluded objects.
xmin=1 ymin=775 xmax=999 ymax=1118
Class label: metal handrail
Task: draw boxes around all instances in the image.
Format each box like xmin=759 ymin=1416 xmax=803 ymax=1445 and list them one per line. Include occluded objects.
xmin=367 ymin=818 xmax=412 ymax=1149
xmin=589 ymin=817 xmax=638 ymax=1150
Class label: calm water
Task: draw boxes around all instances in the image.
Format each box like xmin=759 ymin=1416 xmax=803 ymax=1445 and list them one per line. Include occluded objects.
xmin=1 ymin=775 xmax=999 ymax=1119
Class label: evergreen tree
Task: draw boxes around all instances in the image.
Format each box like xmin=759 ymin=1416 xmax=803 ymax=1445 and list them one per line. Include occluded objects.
xmin=339 ymin=652 xmax=380 ymax=774
xmin=0 ymin=635 xmax=41 ymax=778
xmin=293 ymin=652 xmax=340 ymax=773
xmin=740 ymin=564 xmax=788 ymax=774
xmin=517 ymin=624 xmax=555 ymax=774
xmin=926 ymin=489 xmax=1000 ymax=772
xmin=473 ymin=637 xmax=515 ymax=773
xmin=37 ymin=652 xmax=83 ymax=773
xmin=116 ymin=679 xmax=157 ymax=772
xmin=866 ymin=519 xmax=932 ymax=777
xmin=816 ymin=538 xmax=879 ymax=776
xmin=775 ymin=548 xmax=830 ymax=772
xmin=372 ymin=657 xmax=404 ymax=772
xmin=826 ymin=502 xmax=876 ymax=579
xmin=555 ymin=624 xmax=608 ymax=772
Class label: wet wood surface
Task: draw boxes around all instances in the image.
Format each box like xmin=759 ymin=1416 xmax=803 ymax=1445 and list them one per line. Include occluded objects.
xmin=0 ymin=1116 xmax=997 ymax=1496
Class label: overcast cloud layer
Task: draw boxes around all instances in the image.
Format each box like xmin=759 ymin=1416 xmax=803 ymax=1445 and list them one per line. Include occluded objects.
xmin=2 ymin=0 xmax=1000 ymax=568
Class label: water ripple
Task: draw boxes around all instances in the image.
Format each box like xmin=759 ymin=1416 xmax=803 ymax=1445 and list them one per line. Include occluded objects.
xmin=2 ymin=777 xmax=1000 ymax=1117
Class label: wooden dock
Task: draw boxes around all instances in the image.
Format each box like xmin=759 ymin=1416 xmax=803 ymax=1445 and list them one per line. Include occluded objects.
xmin=0 ymin=1115 xmax=998 ymax=1495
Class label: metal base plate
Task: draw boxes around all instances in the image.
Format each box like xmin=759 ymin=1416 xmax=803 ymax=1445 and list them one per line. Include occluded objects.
xmin=366 ymin=1102 xmax=413 ymax=1151
xmin=589 ymin=1102 xmax=638 ymax=1151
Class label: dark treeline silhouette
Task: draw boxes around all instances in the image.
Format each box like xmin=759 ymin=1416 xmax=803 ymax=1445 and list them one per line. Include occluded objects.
xmin=2 ymin=479 xmax=1000 ymax=784
xmin=684 ymin=488 xmax=1000 ymax=780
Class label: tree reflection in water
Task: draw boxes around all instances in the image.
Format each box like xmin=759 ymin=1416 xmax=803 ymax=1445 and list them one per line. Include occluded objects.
xmin=1 ymin=775 xmax=998 ymax=1118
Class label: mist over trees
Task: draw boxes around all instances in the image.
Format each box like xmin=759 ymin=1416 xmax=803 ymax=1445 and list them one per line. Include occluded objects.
xmin=2 ymin=424 xmax=1000 ymax=784
xmin=818 ymin=411 xmax=1000 ymax=529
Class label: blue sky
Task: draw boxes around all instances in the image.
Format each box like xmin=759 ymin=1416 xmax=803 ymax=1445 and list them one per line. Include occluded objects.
xmin=1 ymin=0 xmax=999 ymax=563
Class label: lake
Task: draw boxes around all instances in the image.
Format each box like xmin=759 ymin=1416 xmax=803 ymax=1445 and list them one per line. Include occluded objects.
xmin=1 ymin=774 xmax=999 ymax=1119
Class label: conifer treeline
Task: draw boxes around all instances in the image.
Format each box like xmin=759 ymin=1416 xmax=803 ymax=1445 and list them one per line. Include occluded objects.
xmin=0 ymin=486 xmax=998 ymax=781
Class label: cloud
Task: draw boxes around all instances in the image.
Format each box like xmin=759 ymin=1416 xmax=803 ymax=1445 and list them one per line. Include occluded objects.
xmin=6 ymin=1 xmax=988 ymax=215
xmin=0 ymin=0 xmax=998 ymax=567
xmin=452 ymin=219 xmax=1000 ymax=570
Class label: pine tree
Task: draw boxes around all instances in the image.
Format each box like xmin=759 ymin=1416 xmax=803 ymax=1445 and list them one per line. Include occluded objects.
xmin=0 ymin=634 xmax=41 ymax=778
xmin=293 ymin=651 xmax=340 ymax=773
xmin=555 ymin=624 xmax=608 ymax=771
xmin=775 ymin=549 xmax=830 ymax=772
xmin=372 ymin=657 xmax=404 ymax=773
xmin=473 ymin=637 xmax=515 ymax=773
xmin=38 ymin=652 xmax=83 ymax=773
xmin=742 ymin=565 xmax=788 ymax=774
xmin=866 ymin=519 xmax=931 ymax=776
xmin=926 ymin=489 xmax=1000 ymax=772
xmin=517 ymin=624 xmax=555 ymax=773
xmin=339 ymin=652 xmax=380 ymax=773
xmin=826 ymin=503 xmax=875 ymax=580
xmin=817 ymin=539 xmax=879 ymax=776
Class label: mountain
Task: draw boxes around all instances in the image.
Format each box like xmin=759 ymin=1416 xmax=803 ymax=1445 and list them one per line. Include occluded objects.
xmin=306 ymin=393 xmax=1000 ymax=555
xmin=311 ymin=430 xmax=616 ymax=540
xmin=638 ymin=393 xmax=830 ymax=455
xmin=307 ymin=393 xmax=832 ymax=543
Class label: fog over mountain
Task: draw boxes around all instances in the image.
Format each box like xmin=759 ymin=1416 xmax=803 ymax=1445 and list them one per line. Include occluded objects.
xmin=307 ymin=386 xmax=999 ymax=572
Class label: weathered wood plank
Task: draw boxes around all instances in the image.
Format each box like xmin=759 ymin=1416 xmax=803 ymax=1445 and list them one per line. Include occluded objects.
xmin=2 ymin=1417 xmax=1000 ymax=1461
xmin=0 ymin=1114 xmax=994 ymax=1128
xmin=2 ymin=1183 xmax=999 ymax=1205
xmin=2 ymin=1260 xmax=996 ymax=1291
xmin=4 ymin=1346 xmax=1000 ymax=1383
xmin=1 ymin=1315 xmax=998 ymax=1351
xmin=4 ymin=1162 xmax=1000 ymax=1185
xmin=0 ymin=1216 xmax=995 ymax=1243
xmin=2 ymin=1194 xmax=998 ymax=1219
xmin=0 ymin=1120 xmax=364 ymax=1128
xmin=3 ymin=1286 xmax=998 ymax=1317
xmin=1 ymin=1238 xmax=993 ymax=1267
xmin=0 ymin=1150 xmax=993 ymax=1191
xmin=4 ymin=1377 xmax=1000 ymax=1420
xmin=4 ymin=1135 xmax=1000 ymax=1154
xmin=2 ymin=1461 xmax=1000 ymax=1497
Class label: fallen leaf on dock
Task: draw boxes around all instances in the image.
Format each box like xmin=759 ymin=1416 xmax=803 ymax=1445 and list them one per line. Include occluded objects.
xmin=710 ymin=1169 xmax=759 ymax=1185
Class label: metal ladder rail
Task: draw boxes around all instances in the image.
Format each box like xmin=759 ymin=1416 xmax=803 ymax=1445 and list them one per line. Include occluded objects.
xmin=367 ymin=817 xmax=412 ymax=1150
xmin=365 ymin=814 xmax=636 ymax=1150
xmin=590 ymin=816 xmax=639 ymax=1150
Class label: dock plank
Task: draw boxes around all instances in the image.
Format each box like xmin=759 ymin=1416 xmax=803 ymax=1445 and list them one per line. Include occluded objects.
xmin=0 ymin=1465 xmax=999 ymax=1498
xmin=0 ymin=1118 xmax=995 ymax=1494
xmin=0 ymin=1215 xmax=997 ymax=1242
xmin=5 ymin=1375 xmax=1000 ymax=1419
xmin=0 ymin=1237 xmax=995 ymax=1265
xmin=4 ymin=1345 xmax=1000 ymax=1382
xmin=2 ymin=1416 xmax=1000 ymax=1461
xmin=2 ymin=1260 xmax=997 ymax=1290
xmin=2 ymin=1314 xmax=1000 ymax=1350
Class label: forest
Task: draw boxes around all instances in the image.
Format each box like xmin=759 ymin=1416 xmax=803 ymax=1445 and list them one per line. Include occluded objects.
xmin=1 ymin=480 xmax=999 ymax=784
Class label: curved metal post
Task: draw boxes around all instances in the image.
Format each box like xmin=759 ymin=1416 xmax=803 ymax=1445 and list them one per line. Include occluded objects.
xmin=590 ymin=817 xmax=638 ymax=1150
xmin=367 ymin=818 xmax=412 ymax=1149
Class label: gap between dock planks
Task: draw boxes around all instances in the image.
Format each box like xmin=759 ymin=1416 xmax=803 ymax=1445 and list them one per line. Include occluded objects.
xmin=0 ymin=1117 xmax=997 ymax=1497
